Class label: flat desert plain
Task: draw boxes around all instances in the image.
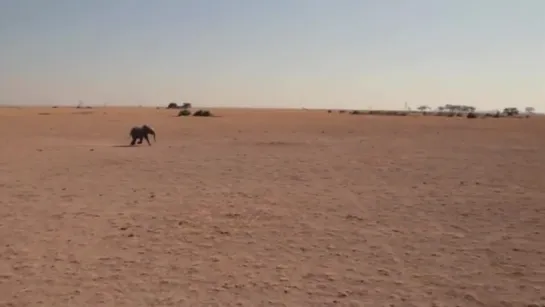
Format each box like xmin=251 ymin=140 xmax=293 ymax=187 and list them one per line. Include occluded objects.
xmin=0 ymin=107 xmax=544 ymax=307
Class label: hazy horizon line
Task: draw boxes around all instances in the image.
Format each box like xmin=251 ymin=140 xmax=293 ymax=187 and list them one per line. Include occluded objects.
xmin=0 ymin=103 xmax=536 ymax=113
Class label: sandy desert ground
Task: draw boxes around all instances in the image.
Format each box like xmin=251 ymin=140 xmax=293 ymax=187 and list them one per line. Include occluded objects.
xmin=0 ymin=106 xmax=544 ymax=307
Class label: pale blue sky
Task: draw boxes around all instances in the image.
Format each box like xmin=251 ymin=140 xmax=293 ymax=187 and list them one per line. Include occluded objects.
xmin=0 ymin=0 xmax=544 ymax=110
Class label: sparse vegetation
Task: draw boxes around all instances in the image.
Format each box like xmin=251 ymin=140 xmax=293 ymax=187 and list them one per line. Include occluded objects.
xmin=76 ymin=101 xmax=92 ymax=109
xmin=346 ymin=110 xmax=409 ymax=116
xmin=417 ymin=105 xmax=431 ymax=112
xmin=168 ymin=102 xmax=192 ymax=109
xmin=326 ymin=104 xmax=537 ymax=120
xmin=193 ymin=109 xmax=212 ymax=117
xmin=467 ymin=112 xmax=478 ymax=119
xmin=502 ymin=107 xmax=519 ymax=117
xmin=443 ymin=104 xmax=476 ymax=113
xmin=178 ymin=109 xmax=191 ymax=116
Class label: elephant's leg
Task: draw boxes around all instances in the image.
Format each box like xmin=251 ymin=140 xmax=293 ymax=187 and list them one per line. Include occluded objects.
xmin=144 ymin=135 xmax=151 ymax=145
xmin=130 ymin=137 xmax=137 ymax=145
xmin=137 ymin=137 xmax=143 ymax=144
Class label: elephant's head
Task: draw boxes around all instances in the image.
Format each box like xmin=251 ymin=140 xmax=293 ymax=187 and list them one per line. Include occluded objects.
xmin=142 ymin=125 xmax=156 ymax=142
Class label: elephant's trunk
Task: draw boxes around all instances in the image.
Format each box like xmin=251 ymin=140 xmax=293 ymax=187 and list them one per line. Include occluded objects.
xmin=141 ymin=125 xmax=156 ymax=142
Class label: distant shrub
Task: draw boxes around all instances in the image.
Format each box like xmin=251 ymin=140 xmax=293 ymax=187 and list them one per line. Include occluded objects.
xmin=178 ymin=109 xmax=191 ymax=116
xmin=167 ymin=102 xmax=178 ymax=109
xmin=193 ymin=109 xmax=212 ymax=117
xmin=467 ymin=112 xmax=477 ymax=119
xmin=373 ymin=110 xmax=408 ymax=116
xmin=327 ymin=110 xmax=332 ymax=113
xmin=346 ymin=110 xmax=410 ymax=116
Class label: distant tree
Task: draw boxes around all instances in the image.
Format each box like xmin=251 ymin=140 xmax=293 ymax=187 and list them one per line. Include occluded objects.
xmin=417 ymin=105 xmax=430 ymax=112
xmin=525 ymin=107 xmax=535 ymax=114
xmin=181 ymin=102 xmax=192 ymax=109
xmin=502 ymin=107 xmax=519 ymax=116
xmin=167 ymin=102 xmax=178 ymax=109
xmin=457 ymin=105 xmax=475 ymax=113
xmin=437 ymin=106 xmax=445 ymax=112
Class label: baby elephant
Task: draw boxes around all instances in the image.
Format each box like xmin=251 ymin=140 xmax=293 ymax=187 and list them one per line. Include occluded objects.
xmin=130 ymin=125 xmax=156 ymax=146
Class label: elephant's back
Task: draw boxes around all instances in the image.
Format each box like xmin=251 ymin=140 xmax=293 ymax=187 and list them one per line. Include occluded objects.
xmin=130 ymin=126 xmax=142 ymax=136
